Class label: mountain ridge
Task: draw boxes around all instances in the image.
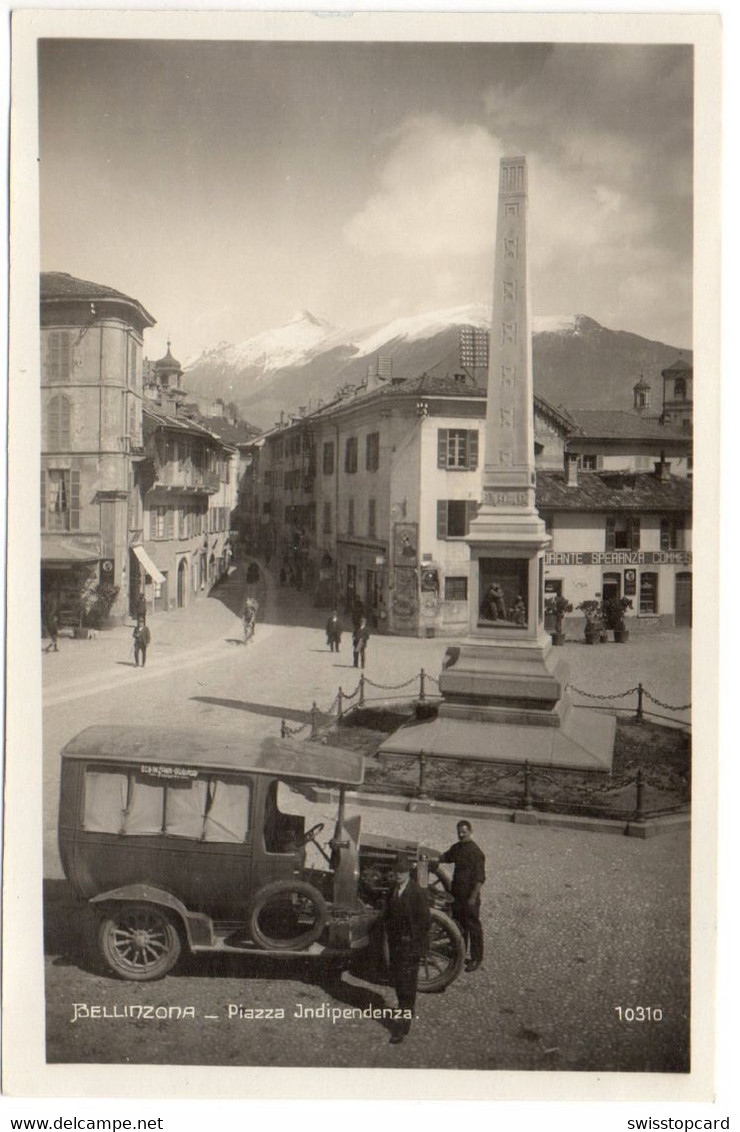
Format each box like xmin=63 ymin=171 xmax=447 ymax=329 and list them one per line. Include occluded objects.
xmin=179 ymin=307 xmax=691 ymax=428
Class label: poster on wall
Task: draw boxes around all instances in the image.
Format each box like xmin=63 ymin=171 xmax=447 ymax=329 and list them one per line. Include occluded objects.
xmin=393 ymin=521 xmax=418 ymax=567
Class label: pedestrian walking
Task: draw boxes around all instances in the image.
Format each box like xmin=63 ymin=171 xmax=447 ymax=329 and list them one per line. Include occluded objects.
xmin=384 ymin=852 xmax=430 ymax=1045
xmin=352 ymin=617 xmax=370 ymax=669
xmin=43 ymin=598 xmax=60 ymax=653
xmin=326 ymin=611 xmax=343 ymax=652
xmin=437 ymin=820 xmax=486 ymax=972
xmin=133 ymin=618 xmax=151 ymax=668
xmin=242 ymin=596 xmax=258 ymax=643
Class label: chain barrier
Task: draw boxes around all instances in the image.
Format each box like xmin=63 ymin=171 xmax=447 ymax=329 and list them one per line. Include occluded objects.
xmin=363 ymin=675 xmax=419 ymax=692
xmin=280 ymin=719 xmax=311 ymax=739
xmin=567 ymin=684 xmax=640 ymax=701
xmin=642 ymin=689 xmax=692 ymax=712
xmin=425 ymin=673 xmax=441 ymax=687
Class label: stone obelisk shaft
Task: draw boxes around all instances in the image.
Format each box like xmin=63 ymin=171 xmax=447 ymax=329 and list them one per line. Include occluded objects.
xmin=471 ymin=155 xmax=545 ymax=542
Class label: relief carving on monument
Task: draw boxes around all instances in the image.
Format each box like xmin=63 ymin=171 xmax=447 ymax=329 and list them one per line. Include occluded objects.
xmin=478 ymin=557 xmax=528 ymax=628
xmin=499 ymin=450 xmax=513 ymax=466
xmin=504 ymin=237 xmax=518 ymax=259
xmin=502 ymin=280 xmax=516 ymax=302
xmin=500 ymin=364 xmax=515 ymax=388
xmin=504 ymin=201 xmax=520 ymax=218
xmin=501 ymin=321 xmax=517 ymax=345
xmin=483 ymin=488 xmax=528 ymax=507
xmin=500 ymin=408 xmax=514 ymax=430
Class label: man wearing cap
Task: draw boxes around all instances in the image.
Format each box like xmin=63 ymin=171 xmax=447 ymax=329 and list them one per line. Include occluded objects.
xmin=384 ymin=852 xmax=430 ymax=1044
xmin=438 ymin=820 xmax=486 ymax=972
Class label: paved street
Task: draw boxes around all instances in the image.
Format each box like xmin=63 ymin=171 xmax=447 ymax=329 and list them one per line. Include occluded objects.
xmin=42 ymin=561 xmax=691 ymax=1071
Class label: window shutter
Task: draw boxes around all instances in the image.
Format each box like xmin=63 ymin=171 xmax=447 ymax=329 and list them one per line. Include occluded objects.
xmin=166 ymin=507 xmax=174 ymax=540
xmin=437 ymin=500 xmax=448 ymax=539
xmin=465 ymin=500 xmax=478 ymax=534
xmin=660 ymin=518 xmax=670 ymax=551
xmin=40 ymin=470 xmax=46 ymax=529
xmin=61 ymin=396 xmax=71 ymax=447
xmin=437 ymin=430 xmax=448 ymax=468
xmin=605 ymin=516 xmax=616 ymax=550
xmin=48 ymin=396 xmax=60 ymax=447
xmin=69 ymin=468 xmax=80 ymax=530
xmin=469 ymin=430 xmax=479 ymax=470
xmin=630 ymin=516 xmax=641 ymax=550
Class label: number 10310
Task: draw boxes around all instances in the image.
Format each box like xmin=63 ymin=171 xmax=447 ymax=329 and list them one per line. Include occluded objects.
xmin=614 ymin=1006 xmax=663 ymax=1022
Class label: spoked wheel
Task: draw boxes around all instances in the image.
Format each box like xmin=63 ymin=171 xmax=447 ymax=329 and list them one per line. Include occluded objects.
xmin=98 ymin=902 xmax=182 ymax=982
xmin=417 ymin=907 xmax=465 ymax=993
xmin=249 ymin=880 xmax=328 ymax=951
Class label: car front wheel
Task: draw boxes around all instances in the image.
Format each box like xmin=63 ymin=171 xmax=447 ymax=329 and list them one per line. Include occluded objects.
xmin=98 ymin=902 xmax=182 ymax=982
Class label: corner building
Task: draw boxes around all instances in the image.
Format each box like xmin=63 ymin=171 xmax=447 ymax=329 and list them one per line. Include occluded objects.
xmin=40 ymin=272 xmax=155 ymax=622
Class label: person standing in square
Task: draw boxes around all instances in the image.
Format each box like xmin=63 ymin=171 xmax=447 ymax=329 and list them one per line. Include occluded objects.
xmin=384 ymin=852 xmax=430 ymax=1044
xmin=438 ymin=820 xmax=485 ymax=972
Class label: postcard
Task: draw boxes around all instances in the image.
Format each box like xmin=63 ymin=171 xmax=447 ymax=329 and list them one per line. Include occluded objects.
xmin=4 ymin=8 xmax=721 ymax=1105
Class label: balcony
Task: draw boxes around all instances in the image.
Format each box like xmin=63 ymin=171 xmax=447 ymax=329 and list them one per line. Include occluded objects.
xmin=150 ymin=460 xmax=221 ymax=495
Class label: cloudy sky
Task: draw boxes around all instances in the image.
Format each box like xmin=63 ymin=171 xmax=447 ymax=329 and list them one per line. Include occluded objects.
xmin=38 ymin=38 xmax=693 ymax=360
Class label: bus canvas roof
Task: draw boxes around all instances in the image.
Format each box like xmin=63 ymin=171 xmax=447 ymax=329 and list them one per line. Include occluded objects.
xmin=60 ymin=726 xmax=365 ymax=787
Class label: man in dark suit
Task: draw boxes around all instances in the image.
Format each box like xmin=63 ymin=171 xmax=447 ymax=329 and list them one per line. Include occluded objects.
xmin=439 ymin=820 xmax=486 ymax=972
xmin=385 ymin=852 xmax=430 ymax=1044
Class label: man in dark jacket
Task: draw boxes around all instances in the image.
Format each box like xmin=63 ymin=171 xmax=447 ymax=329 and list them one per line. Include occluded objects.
xmin=385 ymin=852 xmax=430 ymax=1044
xmin=133 ymin=618 xmax=151 ymax=667
xmin=438 ymin=820 xmax=486 ymax=972
xmin=325 ymin=611 xmax=342 ymax=652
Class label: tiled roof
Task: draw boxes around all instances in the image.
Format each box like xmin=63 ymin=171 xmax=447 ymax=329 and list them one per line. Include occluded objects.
xmin=41 ymin=272 xmax=155 ymax=326
xmin=195 ymin=417 xmax=261 ymax=445
xmin=661 ymin=357 xmax=692 ymax=374
xmin=143 ymin=406 xmax=227 ymax=443
xmin=565 ymin=409 xmax=687 ymax=441
xmin=536 ymin=470 xmax=692 ymax=512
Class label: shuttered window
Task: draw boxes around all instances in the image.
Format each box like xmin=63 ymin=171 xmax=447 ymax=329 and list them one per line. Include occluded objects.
xmin=437 ymin=429 xmax=479 ymax=470
xmin=48 ymin=331 xmax=73 ymax=383
xmin=365 ymin=432 xmax=380 ymax=471
xmin=606 ymin=515 xmax=640 ymax=551
xmin=322 ymin=442 xmax=335 ymax=475
xmin=345 ymin=437 xmax=358 ymax=474
xmin=437 ymin=499 xmax=477 ymax=539
xmin=47 ymin=394 xmax=71 ymax=448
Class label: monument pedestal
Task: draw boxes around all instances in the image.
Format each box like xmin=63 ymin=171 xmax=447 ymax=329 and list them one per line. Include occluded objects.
xmin=380 ymin=156 xmax=616 ymax=774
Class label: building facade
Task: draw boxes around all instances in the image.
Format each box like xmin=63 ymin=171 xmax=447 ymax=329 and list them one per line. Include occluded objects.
xmin=132 ymin=344 xmax=239 ymax=614
xmin=40 ymin=272 xmax=155 ymax=624
xmin=237 ymin=362 xmax=692 ymax=635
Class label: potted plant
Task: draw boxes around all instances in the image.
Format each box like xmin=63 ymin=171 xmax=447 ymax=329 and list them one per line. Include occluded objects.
xmin=602 ymin=596 xmax=633 ymax=643
xmin=577 ymin=599 xmax=603 ymax=645
xmin=545 ymin=595 xmax=573 ymax=645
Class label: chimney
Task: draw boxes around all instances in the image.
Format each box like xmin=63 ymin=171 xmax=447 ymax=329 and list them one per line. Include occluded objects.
xmin=564 ymin=452 xmax=579 ymax=487
xmin=654 ymin=450 xmax=672 ymax=481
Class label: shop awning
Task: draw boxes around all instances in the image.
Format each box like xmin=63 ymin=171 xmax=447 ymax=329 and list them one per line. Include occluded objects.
xmin=41 ymin=535 xmax=101 ymax=564
xmin=133 ymin=545 xmax=166 ymax=584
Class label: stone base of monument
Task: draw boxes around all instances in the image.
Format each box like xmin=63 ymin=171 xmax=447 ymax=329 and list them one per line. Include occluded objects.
xmin=378 ymin=641 xmax=616 ymax=772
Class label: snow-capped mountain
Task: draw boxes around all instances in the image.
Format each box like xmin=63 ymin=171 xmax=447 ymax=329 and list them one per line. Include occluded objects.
xmin=185 ymin=310 xmax=343 ymax=375
xmin=181 ymin=306 xmax=690 ymax=429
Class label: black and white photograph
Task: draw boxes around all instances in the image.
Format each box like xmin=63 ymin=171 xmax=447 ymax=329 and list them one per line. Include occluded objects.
xmin=4 ymin=9 xmax=722 ymax=1102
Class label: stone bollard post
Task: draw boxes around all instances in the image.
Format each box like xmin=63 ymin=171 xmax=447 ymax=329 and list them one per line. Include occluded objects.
xmin=280 ymin=719 xmax=287 ymax=739
xmin=337 ymin=686 xmax=344 ymax=717
xmin=359 ymin=674 xmax=365 ymax=707
xmin=419 ymin=668 xmax=426 ymax=702
xmin=636 ymin=682 xmax=644 ymax=720
xmin=633 ymin=769 xmax=647 ymax=823
xmin=310 ymin=702 xmax=318 ymax=739
xmin=417 ymin=749 xmax=429 ymax=799
xmin=523 ymin=760 xmax=534 ymax=811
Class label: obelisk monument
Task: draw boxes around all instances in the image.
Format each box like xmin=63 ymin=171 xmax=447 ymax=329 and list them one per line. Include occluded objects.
xmin=382 ymin=156 xmax=615 ymax=770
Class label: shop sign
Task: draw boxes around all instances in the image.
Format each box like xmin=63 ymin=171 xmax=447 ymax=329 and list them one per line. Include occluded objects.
xmin=545 ymin=550 xmax=692 ymax=567
xmin=624 ymin=569 xmax=637 ymax=596
xmin=140 ymin=764 xmax=199 ymax=780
